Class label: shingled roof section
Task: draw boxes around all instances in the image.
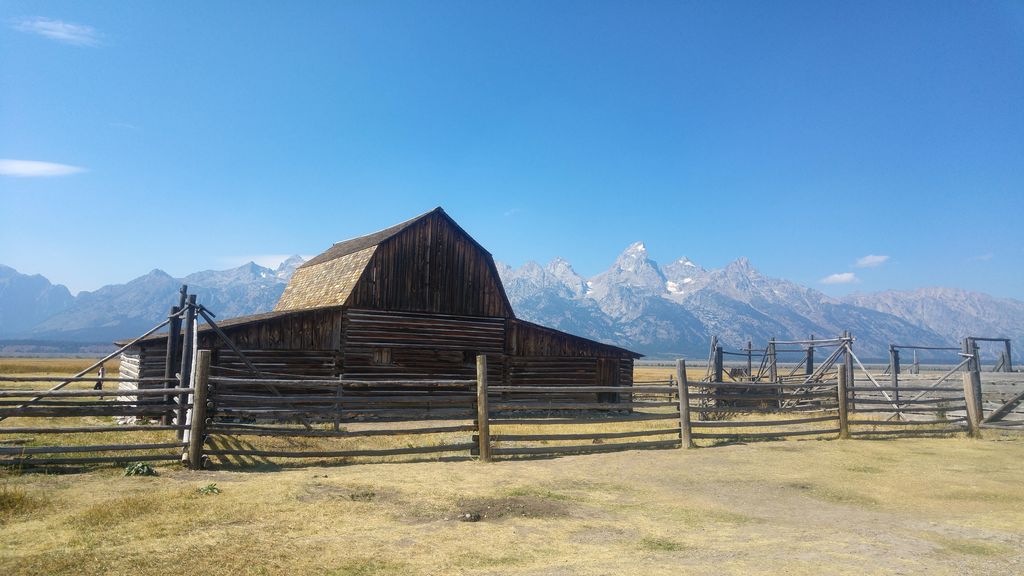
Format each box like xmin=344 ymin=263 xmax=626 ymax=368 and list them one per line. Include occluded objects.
xmin=274 ymin=207 xmax=446 ymax=312
xmin=274 ymin=245 xmax=375 ymax=311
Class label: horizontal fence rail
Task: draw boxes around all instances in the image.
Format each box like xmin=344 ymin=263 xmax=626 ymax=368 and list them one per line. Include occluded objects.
xmin=3 ymin=331 xmax=1006 ymax=472
xmin=0 ymin=376 xmax=193 ymax=467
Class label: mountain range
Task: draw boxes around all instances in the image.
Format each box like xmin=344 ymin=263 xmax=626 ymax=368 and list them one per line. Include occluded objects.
xmin=1 ymin=248 xmax=1019 ymax=361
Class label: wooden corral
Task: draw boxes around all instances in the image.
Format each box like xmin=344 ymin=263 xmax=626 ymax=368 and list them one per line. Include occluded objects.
xmin=118 ymin=208 xmax=640 ymax=402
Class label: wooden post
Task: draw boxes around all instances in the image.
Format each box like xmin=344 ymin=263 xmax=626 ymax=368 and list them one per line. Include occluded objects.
xmin=161 ymin=305 xmax=181 ymax=425
xmin=746 ymin=340 xmax=753 ymax=379
xmin=186 ymin=350 xmax=211 ymax=469
xmin=889 ymin=346 xmax=901 ymax=418
xmin=676 ymin=359 xmax=693 ymax=448
xmin=1004 ymin=339 xmax=1013 ymax=372
xmin=837 ymin=364 xmax=850 ymax=439
xmin=476 ymin=354 xmax=491 ymax=462
xmin=843 ymin=332 xmax=855 ymax=411
xmin=768 ymin=339 xmax=778 ymax=384
xmin=713 ymin=346 xmax=724 ymax=382
xmin=962 ymin=339 xmax=982 ymax=437
xmin=970 ymin=339 xmax=983 ymax=416
xmin=176 ymin=295 xmax=196 ymax=439
xmin=805 ymin=340 xmax=814 ymax=377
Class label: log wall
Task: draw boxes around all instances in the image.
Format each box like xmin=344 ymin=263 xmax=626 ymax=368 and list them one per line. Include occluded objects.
xmin=342 ymin=308 xmax=505 ymax=382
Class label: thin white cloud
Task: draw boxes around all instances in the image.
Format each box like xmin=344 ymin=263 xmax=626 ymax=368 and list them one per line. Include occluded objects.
xmin=854 ymin=254 xmax=889 ymax=268
xmin=0 ymin=159 xmax=86 ymax=177
xmin=504 ymin=208 xmax=523 ymax=217
xmin=10 ymin=17 xmax=101 ymax=46
xmin=820 ymin=272 xmax=858 ymax=285
xmin=969 ymin=253 xmax=994 ymax=262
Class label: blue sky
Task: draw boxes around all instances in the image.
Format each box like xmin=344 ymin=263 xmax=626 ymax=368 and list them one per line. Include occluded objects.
xmin=1 ymin=1 xmax=1022 ymax=298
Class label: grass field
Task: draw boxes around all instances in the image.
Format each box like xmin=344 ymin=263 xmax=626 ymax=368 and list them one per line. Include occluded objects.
xmin=1 ymin=358 xmax=1022 ymax=575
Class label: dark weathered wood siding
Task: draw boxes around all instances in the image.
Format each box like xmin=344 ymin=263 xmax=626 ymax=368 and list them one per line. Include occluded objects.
xmin=196 ymin=308 xmax=344 ymax=352
xmin=346 ymin=212 xmax=513 ymax=318
xmin=342 ymin=308 xmax=505 ymax=382
xmin=505 ymin=319 xmax=636 ymax=359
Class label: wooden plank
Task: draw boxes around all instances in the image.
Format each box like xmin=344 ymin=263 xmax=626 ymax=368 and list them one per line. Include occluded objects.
xmin=490 ymin=439 xmax=681 ymax=456
xmin=206 ymin=424 xmax=475 ymax=437
xmin=0 ymin=425 xmax=187 ymax=434
xmin=0 ymin=442 xmax=187 ymax=455
xmin=0 ymin=388 xmax=193 ymax=398
xmin=690 ymin=415 xmax=838 ymax=428
xmin=205 ymin=443 xmax=476 ymax=459
xmin=848 ymin=417 xmax=967 ymax=426
xmin=1 ymin=453 xmax=183 ymax=466
xmin=488 ymin=385 xmax=672 ymax=393
xmin=691 ymin=428 xmax=840 ymax=440
xmin=489 ymin=428 xmax=680 ymax=442
xmin=488 ymin=414 xmax=680 ymax=425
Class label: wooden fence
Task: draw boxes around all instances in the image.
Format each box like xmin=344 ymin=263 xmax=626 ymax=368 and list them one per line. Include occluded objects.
xmin=681 ymin=335 xmax=998 ymax=444
xmin=2 ymin=341 xmax=1018 ymax=471
xmin=474 ymin=356 xmax=683 ymax=459
xmin=0 ymin=375 xmax=191 ymax=467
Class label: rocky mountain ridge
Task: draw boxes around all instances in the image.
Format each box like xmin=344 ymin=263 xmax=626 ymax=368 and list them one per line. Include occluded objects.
xmin=1 ymin=248 xmax=1020 ymax=361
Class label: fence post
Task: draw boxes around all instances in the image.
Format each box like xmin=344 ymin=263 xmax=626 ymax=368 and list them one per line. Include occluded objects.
xmin=837 ymin=365 xmax=850 ymax=439
xmin=161 ymin=304 xmax=181 ymax=425
xmin=768 ymin=339 xmax=778 ymax=383
xmin=1004 ymin=340 xmax=1013 ymax=372
xmin=961 ymin=339 xmax=982 ymax=438
xmin=746 ymin=340 xmax=753 ymax=378
xmin=805 ymin=341 xmax=814 ymax=377
xmin=186 ymin=349 xmax=211 ymax=469
xmin=676 ymin=359 xmax=693 ymax=448
xmin=713 ymin=346 xmax=724 ymax=382
xmin=889 ymin=346 xmax=901 ymax=418
xmin=843 ymin=332 xmax=855 ymax=411
xmin=176 ymin=295 xmax=197 ymax=439
xmin=476 ymin=354 xmax=491 ymax=462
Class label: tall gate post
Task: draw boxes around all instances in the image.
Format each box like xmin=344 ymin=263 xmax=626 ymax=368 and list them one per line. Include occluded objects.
xmin=161 ymin=304 xmax=182 ymax=425
xmin=837 ymin=365 xmax=850 ymax=439
xmin=476 ymin=354 xmax=491 ymax=462
xmin=176 ymin=295 xmax=197 ymax=439
xmin=805 ymin=341 xmax=815 ymax=377
xmin=186 ymin=350 xmax=211 ymax=469
xmin=676 ymin=359 xmax=693 ymax=448
xmin=889 ymin=346 xmax=901 ymax=419
xmin=713 ymin=346 xmax=724 ymax=382
xmin=767 ymin=339 xmax=778 ymax=383
xmin=961 ymin=339 xmax=982 ymax=437
xmin=843 ymin=332 xmax=855 ymax=411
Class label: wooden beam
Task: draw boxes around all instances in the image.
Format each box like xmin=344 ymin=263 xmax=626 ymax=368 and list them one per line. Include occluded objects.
xmin=186 ymin=350 xmax=211 ymax=469
xmin=476 ymin=354 xmax=491 ymax=462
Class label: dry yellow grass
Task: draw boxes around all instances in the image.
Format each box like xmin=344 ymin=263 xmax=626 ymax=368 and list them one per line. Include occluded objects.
xmin=1 ymin=358 xmax=1022 ymax=575
xmin=2 ymin=434 xmax=1022 ymax=575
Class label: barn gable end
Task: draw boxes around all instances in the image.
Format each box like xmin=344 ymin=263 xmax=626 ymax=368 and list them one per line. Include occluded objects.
xmin=274 ymin=207 xmax=513 ymax=318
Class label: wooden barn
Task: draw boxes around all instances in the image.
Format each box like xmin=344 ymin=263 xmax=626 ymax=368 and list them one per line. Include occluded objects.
xmin=118 ymin=208 xmax=640 ymax=400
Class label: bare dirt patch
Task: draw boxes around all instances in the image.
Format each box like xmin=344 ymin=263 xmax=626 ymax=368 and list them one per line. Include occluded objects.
xmin=454 ymin=495 xmax=572 ymax=521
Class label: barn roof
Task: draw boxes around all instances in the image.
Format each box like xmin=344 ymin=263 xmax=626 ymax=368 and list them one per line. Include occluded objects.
xmin=299 ymin=209 xmax=436 ymax=269
xmin=275 ymin=206 xmax=508 ymax=313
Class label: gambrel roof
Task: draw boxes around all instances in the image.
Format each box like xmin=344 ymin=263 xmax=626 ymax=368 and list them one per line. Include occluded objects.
xmin=274 ymin=207 xmax=513 ymax=317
